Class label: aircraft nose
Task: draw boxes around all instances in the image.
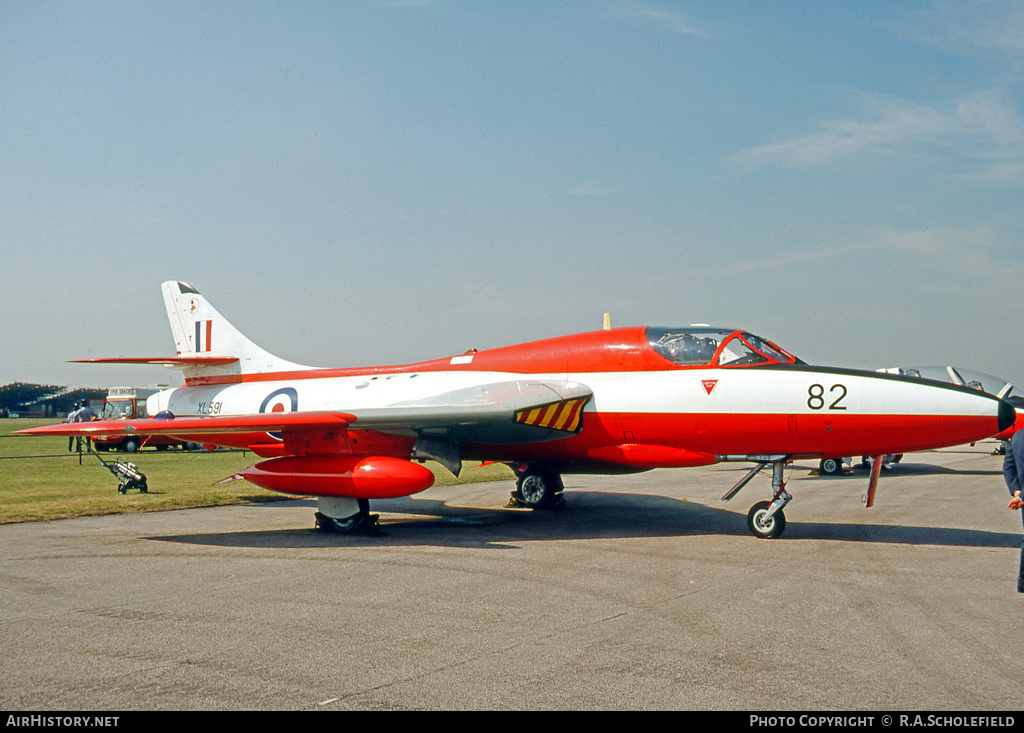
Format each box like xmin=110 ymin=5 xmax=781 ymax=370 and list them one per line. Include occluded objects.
xmin=999 ymin=398 xmax=1017 ymax=434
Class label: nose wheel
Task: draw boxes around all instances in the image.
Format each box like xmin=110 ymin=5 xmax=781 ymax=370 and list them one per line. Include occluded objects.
xmin=747 ymin=500 xmax=786 ymax=539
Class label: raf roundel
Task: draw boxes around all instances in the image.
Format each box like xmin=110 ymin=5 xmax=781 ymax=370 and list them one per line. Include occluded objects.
xmin=260 ymin=388 xmax=299 ymax=439
xmin=260 ymin=387 xmax=299 ymax=414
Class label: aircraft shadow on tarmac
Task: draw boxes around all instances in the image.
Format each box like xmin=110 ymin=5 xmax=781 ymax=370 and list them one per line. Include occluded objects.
xmin=147 ymin=489 xmax=1021 ymax=551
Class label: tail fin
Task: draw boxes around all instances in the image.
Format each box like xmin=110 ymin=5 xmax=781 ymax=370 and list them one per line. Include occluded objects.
xmin=161 ymin=281 xmax=315 ymax=379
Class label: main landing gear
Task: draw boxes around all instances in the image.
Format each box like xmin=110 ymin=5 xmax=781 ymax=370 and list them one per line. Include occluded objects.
xmin=721 ymin=457 xmax=792 ymax=539
xmin=507 ymin=464 xmax=566 ymax=510
xmin=818 ymin=457 xmax=844 ymax=476
xmin=315 ymin=496 xmax=382 ymax=536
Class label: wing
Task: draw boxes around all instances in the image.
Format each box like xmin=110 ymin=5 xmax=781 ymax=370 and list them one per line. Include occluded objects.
xmin=352 ymin=380 xmax=591 ymax=441
xmin=17 ymin=380 xmax=592 ymax=474
xmin=17 ymin=411 xmax=355 ymax=437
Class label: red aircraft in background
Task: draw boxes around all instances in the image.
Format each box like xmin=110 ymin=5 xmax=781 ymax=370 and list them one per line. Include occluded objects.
xmin=21 ymin=281 xmax=1015 ymax=538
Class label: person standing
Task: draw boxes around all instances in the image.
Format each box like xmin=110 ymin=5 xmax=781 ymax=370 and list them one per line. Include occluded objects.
xmin=66 ymin=403 xmax=81 ymax=452
xmin=1001 ymin=428 xmax=1024 ymax=593
xmin=66 ymin=400 xmax=97 ymax=452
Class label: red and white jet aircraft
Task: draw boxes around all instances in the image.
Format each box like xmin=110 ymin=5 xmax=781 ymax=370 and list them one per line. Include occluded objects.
xmin=21 ymin=281 xmax=1016 ymax=538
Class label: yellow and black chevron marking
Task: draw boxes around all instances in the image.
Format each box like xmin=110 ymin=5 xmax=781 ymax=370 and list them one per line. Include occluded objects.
xmin=514 ymin=397 xmax=588 ymax=433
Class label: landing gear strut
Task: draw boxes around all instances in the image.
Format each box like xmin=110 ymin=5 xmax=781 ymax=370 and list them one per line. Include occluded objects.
xmin=721 ymin=456 xmax=792 ymax=539
xmin=315 ymin=497 xmax=381 ymax=535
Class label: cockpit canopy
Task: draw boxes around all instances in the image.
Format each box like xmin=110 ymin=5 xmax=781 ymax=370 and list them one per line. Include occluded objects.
xmin=647 ymin=327 xmax=801 ymax=368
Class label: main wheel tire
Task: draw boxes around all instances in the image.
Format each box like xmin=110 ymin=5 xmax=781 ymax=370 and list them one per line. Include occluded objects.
xmin=747 ymin=500 xmax=786 ymax=539
xmin=323 ymin=513 xmax=363 ymax=533
xmin=819 ymin=457 xmax=842 ymax=476
xmin=516 ymin=468 xmax=560 ymax=508
xmin=318 ymin=498 xmax=371 ymax=534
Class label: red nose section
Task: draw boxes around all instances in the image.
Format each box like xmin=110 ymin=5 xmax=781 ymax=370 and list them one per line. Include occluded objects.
xmin=240 ymin=455 xmax=435 ymax=499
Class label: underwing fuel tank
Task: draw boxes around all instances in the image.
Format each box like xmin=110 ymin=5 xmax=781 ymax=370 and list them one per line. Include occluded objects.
xmin=239 ymin=455 xmax=436 ymax=499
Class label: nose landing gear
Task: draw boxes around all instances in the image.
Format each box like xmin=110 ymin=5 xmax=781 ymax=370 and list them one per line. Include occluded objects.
xmin=721 ymin=456 xmax=792 ymax=539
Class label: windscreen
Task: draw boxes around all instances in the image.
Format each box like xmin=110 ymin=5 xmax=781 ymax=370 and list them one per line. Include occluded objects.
xmin=102 ymin=400 xmax=136 ymax=419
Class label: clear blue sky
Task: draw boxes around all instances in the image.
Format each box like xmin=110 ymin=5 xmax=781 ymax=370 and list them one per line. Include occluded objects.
xmin=3 ymin=1 xmax=1023 ymax=392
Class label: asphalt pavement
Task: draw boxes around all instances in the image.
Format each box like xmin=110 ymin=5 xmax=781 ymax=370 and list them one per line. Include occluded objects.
xmin=2 ymin=443 xmax=1022 ymax=711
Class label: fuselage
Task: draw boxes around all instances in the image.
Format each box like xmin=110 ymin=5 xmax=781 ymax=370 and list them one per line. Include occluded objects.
xmin=150 ymin=326 xmax=1014 ymax=473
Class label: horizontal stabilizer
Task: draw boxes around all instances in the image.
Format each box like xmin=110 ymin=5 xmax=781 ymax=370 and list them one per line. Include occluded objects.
xmin=70 ymin=356 xmax=240 ymax=368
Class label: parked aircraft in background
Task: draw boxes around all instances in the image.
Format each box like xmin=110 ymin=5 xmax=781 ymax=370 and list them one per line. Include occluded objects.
xmin=20 ymin=282 xmax=1015 ymax=539
xmin=816 ymin=454 xmax=903 ymax=477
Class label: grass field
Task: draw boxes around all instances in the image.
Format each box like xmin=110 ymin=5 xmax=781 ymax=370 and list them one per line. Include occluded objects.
xmin=0 ymin=419 xmax=514 ymax=524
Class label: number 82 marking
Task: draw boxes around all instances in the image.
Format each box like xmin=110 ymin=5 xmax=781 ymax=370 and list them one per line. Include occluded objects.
xmin=807 ymin=384 xmax=847 ymax=410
